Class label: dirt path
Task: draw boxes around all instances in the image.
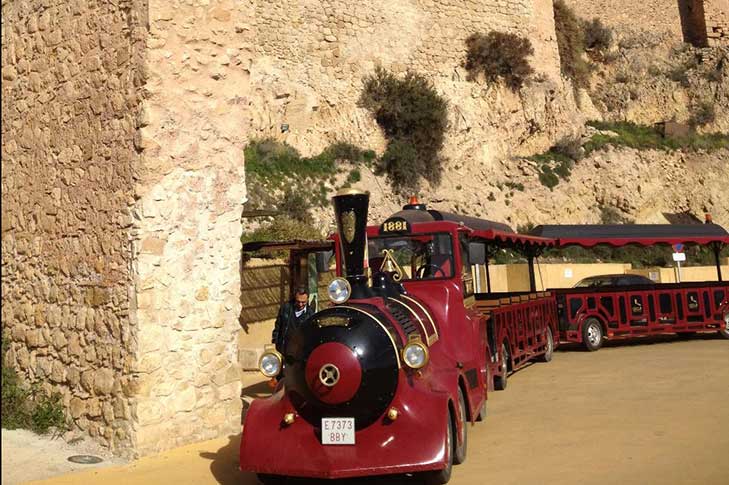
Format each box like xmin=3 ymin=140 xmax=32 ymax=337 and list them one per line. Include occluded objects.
xmin=18 ymin=335 xmax=729 ymax=485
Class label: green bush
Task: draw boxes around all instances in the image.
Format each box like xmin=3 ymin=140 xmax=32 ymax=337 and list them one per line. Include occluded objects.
xmin=464 ymin=32 xmax=534 ymax=90
xmin=553 ymin=0 xmax=591 ymax=89
xmin=539 ymin=168 xmax=560 ymax=189
xmin=359 ymin=67 xmax=448 ymax=191
xmin=244 ymin=138 xmax=374 ymax=218
xmin=245 ymin=138 xmax=336 ymax=184
xmin=583 ymin=18 xmax=613 ymax=54
xmin=2 ymin=339 xmax=66 ymax=434
xmin=584 ymin=121 xmax=729 ymax=153
xmin=376 ymin=139 xmax=422 ymax=191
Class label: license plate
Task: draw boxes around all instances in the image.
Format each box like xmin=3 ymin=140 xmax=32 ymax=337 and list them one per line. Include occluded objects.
xmin=321 ymin=417 xmax=355 ymax=445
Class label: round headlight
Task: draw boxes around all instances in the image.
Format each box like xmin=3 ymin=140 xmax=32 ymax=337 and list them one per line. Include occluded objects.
xmin=327 ymin=278 xmax=351 ymax=304
xmin=259 ymin=351 xmax=282 ymax=378
xmin=402 ymin=342 xmax=429 ymax=369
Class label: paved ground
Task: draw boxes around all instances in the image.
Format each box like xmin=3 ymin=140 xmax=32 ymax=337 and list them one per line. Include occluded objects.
xmin=9 ymin=334 xmax=729 ymax=485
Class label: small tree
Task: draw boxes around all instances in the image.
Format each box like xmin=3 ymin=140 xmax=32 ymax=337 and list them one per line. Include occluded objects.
xmin=583 ymin=18 xmax=613 ymax=54
xmin=464 ymin=32 xmax=535 ymax=90
xmin=359 ymin=67 xmax=449 ymax=191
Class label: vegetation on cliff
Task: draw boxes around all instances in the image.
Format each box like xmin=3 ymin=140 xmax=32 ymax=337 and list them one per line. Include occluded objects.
xmin=464 ymin=32 xmax=535 ymax=90
xmin=359 ymin=67 xmax=448 ymax=192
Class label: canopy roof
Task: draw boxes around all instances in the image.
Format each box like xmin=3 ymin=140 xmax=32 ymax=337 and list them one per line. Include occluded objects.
xmin=389 ymin=208 xmax=514 ymax=233
xmin=471 ymin=229 xmax=556 ymax=250
xmin=529 ymin=224 xmax=729 ymax=248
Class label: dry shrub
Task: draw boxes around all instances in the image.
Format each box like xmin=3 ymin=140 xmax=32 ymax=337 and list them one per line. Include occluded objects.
xmin=464 ymin=32 xmax=534 ymax=90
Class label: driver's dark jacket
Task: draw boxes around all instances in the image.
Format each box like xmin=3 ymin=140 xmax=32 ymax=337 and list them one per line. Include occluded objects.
xmin=272 ymin=301 xmax=314 ymax=353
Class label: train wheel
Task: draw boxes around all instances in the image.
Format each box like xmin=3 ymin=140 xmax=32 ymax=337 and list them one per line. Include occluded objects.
xmin=422 ymin=409 xmax=454 ymax=485
xmin=539 ymin=327 xmax=554 ymax=363
xmin=476 ymin=400 xmax=486 ymax=422
xmin=257 ymin=474 xmax=286 ymax=485
xmin=494 ymin=343 xmax=509 ymax=391
xmin=719 ymin=314 xmax=729 ymax=339
xmin=454 ymin=388 xmax=468 ymax=465
xmin=582 ymin=318 xmax=604 ymax=352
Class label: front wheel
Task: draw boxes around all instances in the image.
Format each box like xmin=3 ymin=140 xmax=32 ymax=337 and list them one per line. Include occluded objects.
xmin=454 ymin=388 xmax=468 ymax=465
xmin=494 ymin=343 xmax=509 ymax=391
xmin=422 ymin=410 xmax=454 ymax=485
xmin=582 ymin=318 xmax=604 ymax=351
xmin=539 ymin=327 xmax=554 ymax=363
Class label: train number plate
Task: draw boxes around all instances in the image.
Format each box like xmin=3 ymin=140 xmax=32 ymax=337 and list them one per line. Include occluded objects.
xmin=321 ymin=418 xmax=355 ymax=445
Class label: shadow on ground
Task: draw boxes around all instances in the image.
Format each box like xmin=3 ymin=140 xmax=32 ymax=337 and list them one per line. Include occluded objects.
xmin=201 ymin=433 xmax=424 ymax=485
xmin=556 ymin=330 xmax=724 ymax=352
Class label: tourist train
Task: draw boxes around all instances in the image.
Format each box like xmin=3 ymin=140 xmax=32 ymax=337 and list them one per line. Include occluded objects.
xmin=239 ymin=189 xmax=729 ymax=484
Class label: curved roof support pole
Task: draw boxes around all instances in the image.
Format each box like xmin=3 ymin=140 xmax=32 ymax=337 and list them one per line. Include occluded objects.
xmin=523 ymin=246 xmax=545 ymax=292
xmin=484 ymin=252 xmax=492 ymax=293
xmin=713 ymin=242 xmax=724 ymax=282
xmin=527 ymin=255 xmax=536 ymax=292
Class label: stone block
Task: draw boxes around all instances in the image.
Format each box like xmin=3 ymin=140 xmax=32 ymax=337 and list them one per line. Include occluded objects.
xmin=69 ymin=397 xmax=87 ymax=419
xmin=174 ymin=386 xmax=196 ymax=413
xmin=94 ymin=368 xmax=115 ymax=395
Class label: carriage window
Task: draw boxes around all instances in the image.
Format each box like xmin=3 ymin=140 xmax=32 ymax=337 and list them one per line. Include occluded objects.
xmin=368 ymin=233 xmax=454 ymax=281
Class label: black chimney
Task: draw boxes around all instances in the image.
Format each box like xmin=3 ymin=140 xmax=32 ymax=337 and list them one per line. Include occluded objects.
xmin=332 ymin=188 xmax=372 ymax=298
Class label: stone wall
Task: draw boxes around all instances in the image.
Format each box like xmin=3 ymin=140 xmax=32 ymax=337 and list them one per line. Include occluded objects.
xmin=566 ymin=0 xmax=684 ymax=39
xmin=568 ymin=0 xmax=729 ymax=46
xmin=248 ymin=0 xmax=579 ymax=166
xmin=705 ymin=0 xmax=729 ymax=45
xmin=129 ymin=0 xmax=251 ymax=455
xmin=1 ymin=0 xmax=147 ymax=454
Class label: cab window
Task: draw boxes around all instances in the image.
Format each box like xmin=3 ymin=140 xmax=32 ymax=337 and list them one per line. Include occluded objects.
xmin=368 ymin=233 xmax=454 ymax=280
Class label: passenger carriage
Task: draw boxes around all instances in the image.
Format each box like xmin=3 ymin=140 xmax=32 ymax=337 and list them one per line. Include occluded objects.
xmin=530 ymin=224 xmax=729 ymax=350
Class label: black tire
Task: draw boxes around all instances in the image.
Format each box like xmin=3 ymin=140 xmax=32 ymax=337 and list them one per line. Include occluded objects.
xmin=494 ymin=343 xmax=509 ymax=391
xmin=476 ymin=400 xmax=486 ymax=422
xmin=539 ymin=327 xmax=554 ymax=363
xmin=582 ymin=318 xmax=604 ymax=352
xmin=257 ymin=474 xmax=286 ymax=485
xmin=719 ymin=314 xmax=729 ymax=339
xmin=422 ymin=409 xmax=454 ymax=485
xmin=454 ymin=388 xmax=468 ymax=465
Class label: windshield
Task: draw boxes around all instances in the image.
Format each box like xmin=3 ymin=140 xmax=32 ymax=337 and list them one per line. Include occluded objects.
xmin=368 ymin=233 xmax=455 ymax=281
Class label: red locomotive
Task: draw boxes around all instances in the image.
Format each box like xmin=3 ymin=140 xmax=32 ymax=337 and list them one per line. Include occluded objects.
xmin=239 ymin=190 xmax=556 ymax=483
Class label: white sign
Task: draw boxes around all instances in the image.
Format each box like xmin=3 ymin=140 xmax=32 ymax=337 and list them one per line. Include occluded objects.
xmin=321 ymin=417 xmax=355 ymax=445
xmin=672 ymin=253 xmax=686 ymax=262
xmin=564 ymin=268 xmax=573 ymax=278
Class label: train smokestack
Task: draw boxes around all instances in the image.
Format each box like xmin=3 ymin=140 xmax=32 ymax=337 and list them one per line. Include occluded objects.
xmin=332 ymin=188 xmax=372 ymax=298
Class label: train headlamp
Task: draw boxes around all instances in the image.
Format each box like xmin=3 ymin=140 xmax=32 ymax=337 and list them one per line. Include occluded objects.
xmin=402 ymin=336 xmax=429 ymax=369
xmin=259 ymin=347 xmax=283 ymax=378
xmin=327 ymin=278 xmax=351 ymax=304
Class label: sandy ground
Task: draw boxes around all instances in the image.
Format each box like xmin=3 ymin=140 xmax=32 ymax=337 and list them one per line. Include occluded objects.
xmin=8 ymin=334 xmax=729 ymax=485
xmin=1 ymin=428 xmax=125 ymax=485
